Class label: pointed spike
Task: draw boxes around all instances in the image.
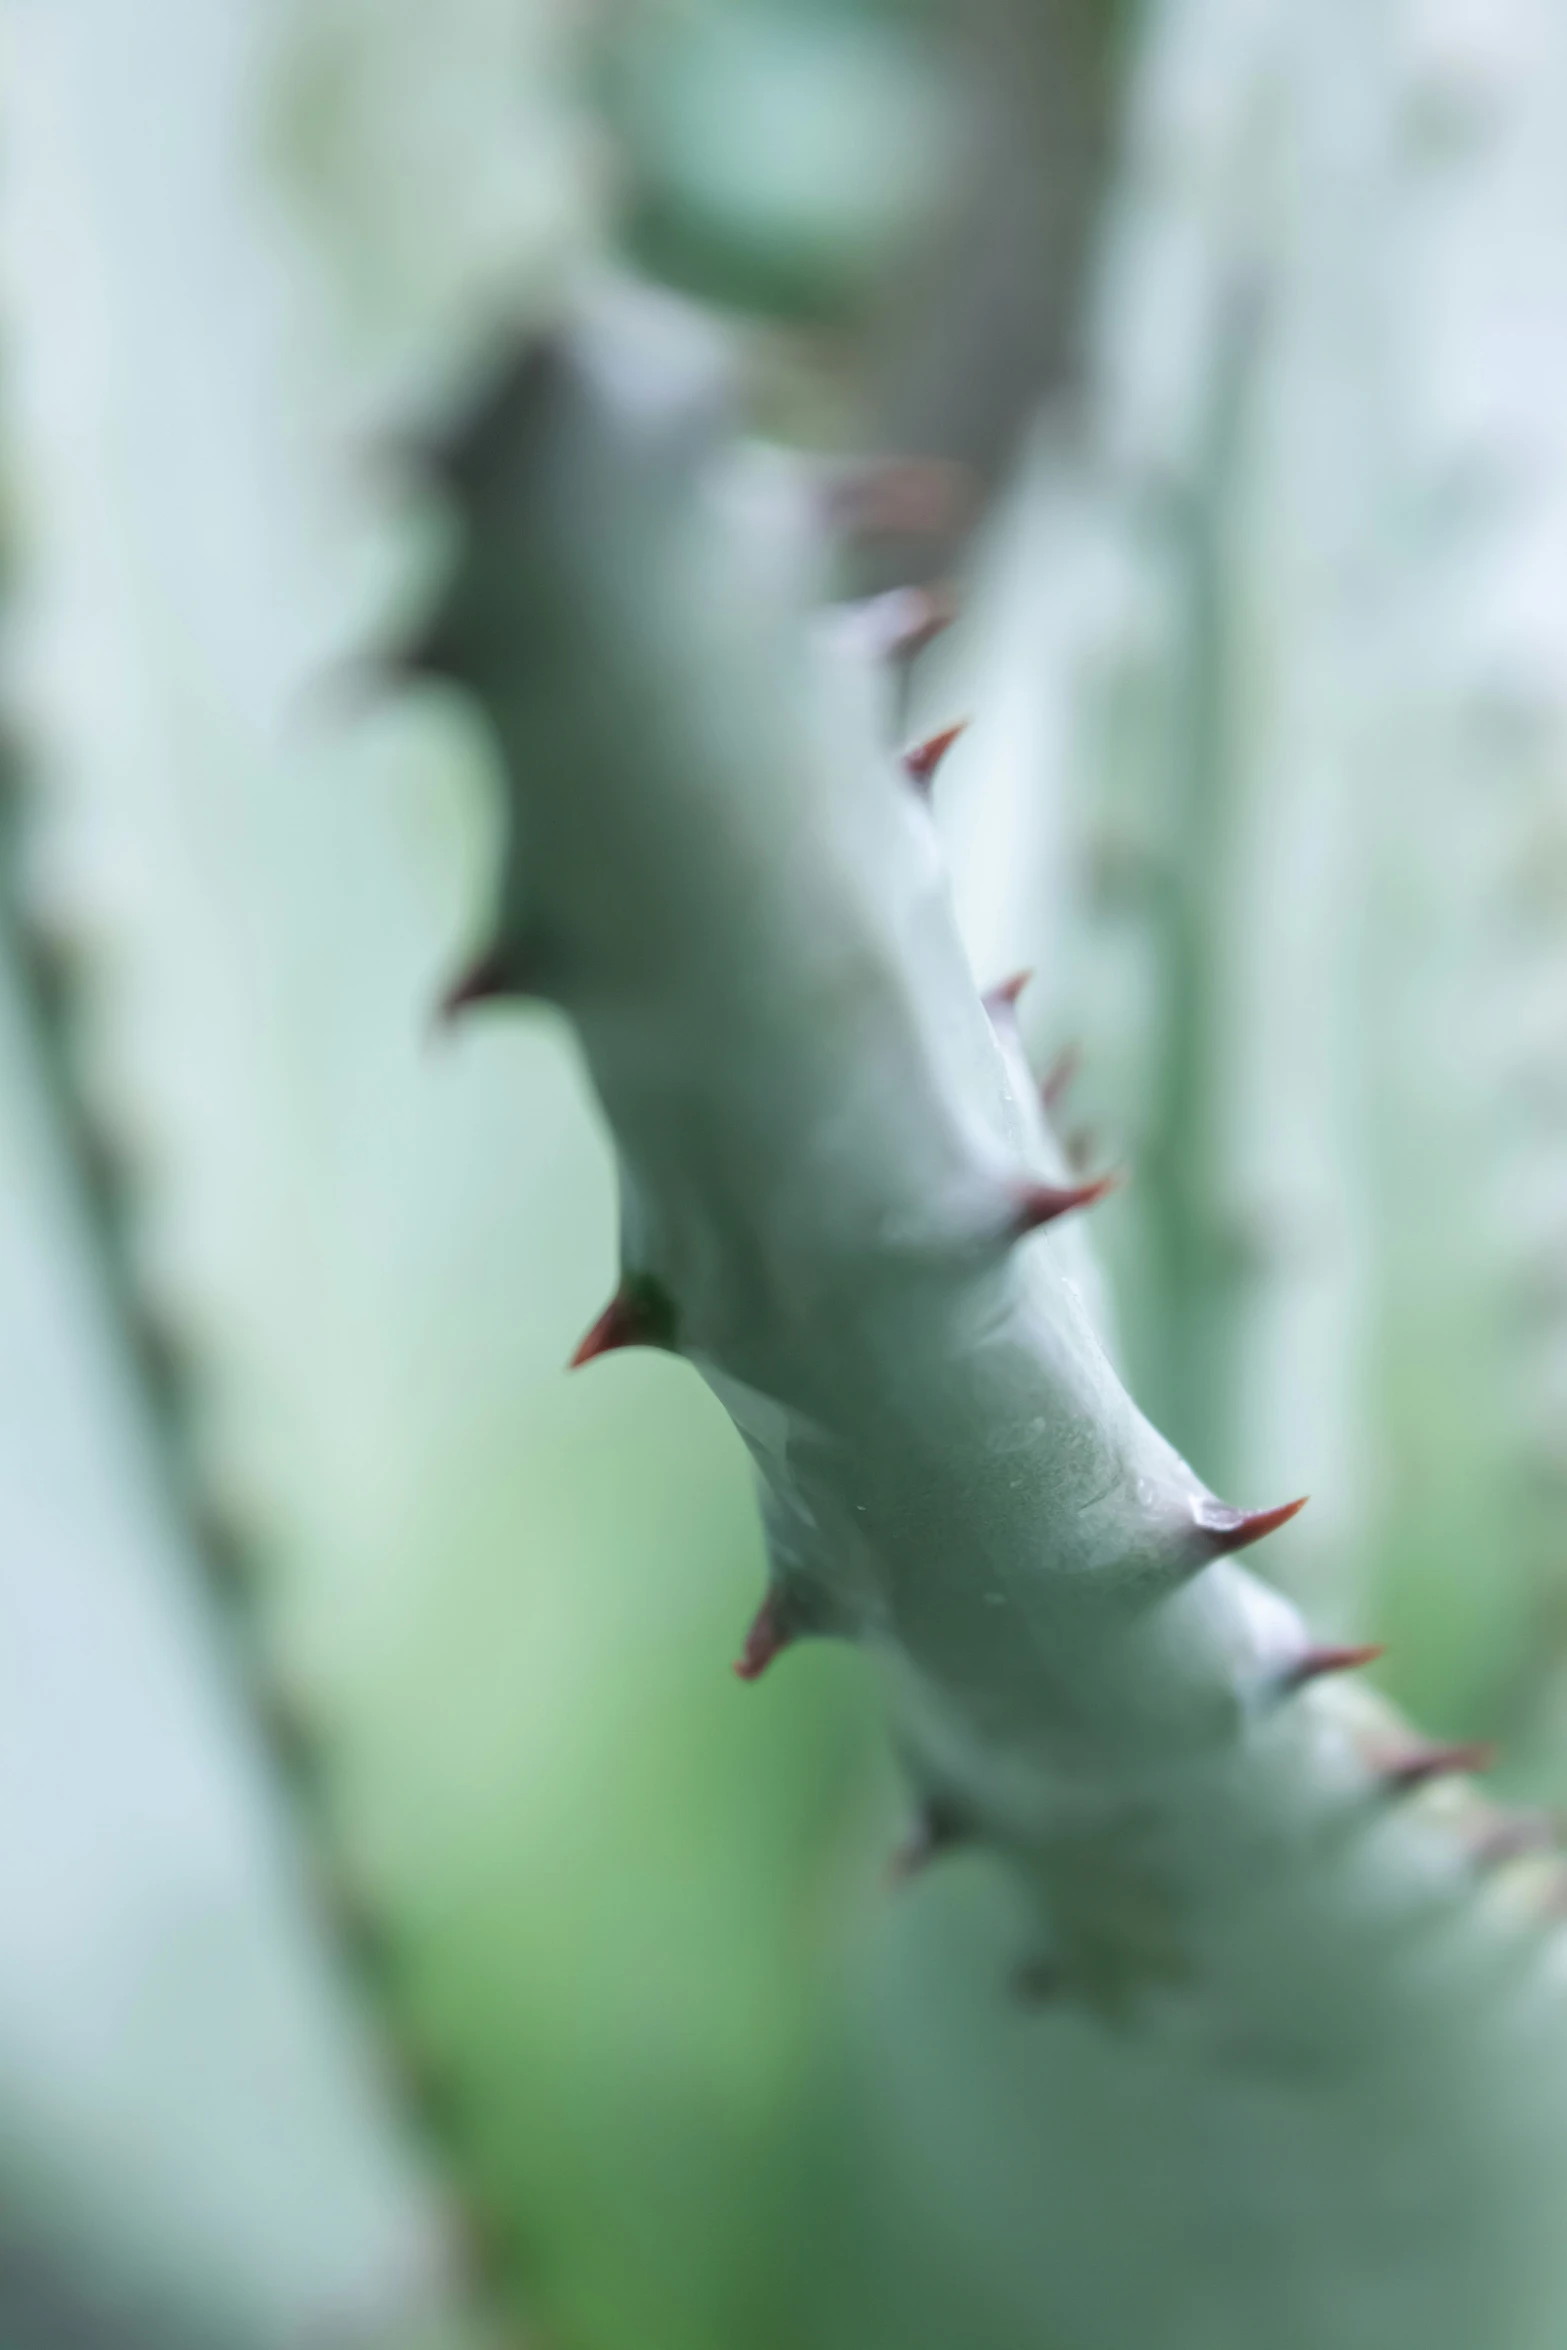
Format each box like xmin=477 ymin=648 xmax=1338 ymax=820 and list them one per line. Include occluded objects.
xmin=1192 ymin=1493 xmax=1309 ymax=1556
xmin=1382 ymin=1740 xmax=1494 ymax=1795
xmin=983 ymin=969 xmax=1034 ymax=1024
xmin=435 ymin=948 xmax=513 ymax=1026
xmin=903 ymin=720 xmax=970 ymax=797
xmin=568 ymin=1274 xmax=677 ymax=1370
xmin=1041 ymin=1043 xmax=1081 ymax=1114
xmin=1011 ymin=1171 xmax=1120 ymax=1237
xmin=568 ymin=1295 xmax=640 ymax=1370
xmin=733 ymin=1592 xmax=792 ymax=1683
xmin=1281 ymin=1641 xmax=1385 ymax=1693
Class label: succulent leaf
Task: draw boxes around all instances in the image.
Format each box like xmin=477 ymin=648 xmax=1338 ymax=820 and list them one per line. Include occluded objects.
xmin=427 ymin=287 xmax=1567 ymax=2350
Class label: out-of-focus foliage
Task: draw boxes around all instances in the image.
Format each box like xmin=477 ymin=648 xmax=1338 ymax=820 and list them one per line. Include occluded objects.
xmin=601 ymin=0 xmax=952 ymax=322
xmin=2 ymin=2 xmax=888 ymax=2344
xmin=0 ymin=892 xmax=453 ymax=2346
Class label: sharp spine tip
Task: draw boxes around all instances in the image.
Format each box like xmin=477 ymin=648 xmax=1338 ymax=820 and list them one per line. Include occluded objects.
xmin=984 ymin=969 xmax=1034 ymax=1023
xmin=1282 ymin=1641 xmax=1385 ymax=1692
xmin=1193 ymin=1492 xmax=1309 ymax=1555
xmin=568 ymin=1298 xmax=635 ymax=1370
xmin=1011 ymin=1171 xmax=1120 ymax=1236
xmin=568 ymin=1276 xmax=676 ymax=1370
xmin=903 ymin=720 xmax=970 ymax=796
xmin=1383 ymin=1740 xmax=1494 ymax=1794
xmin=733 ymin=1593 xmax=791 ymax=1682
xmin=436 ymin=948 xmax=512 ymax=1026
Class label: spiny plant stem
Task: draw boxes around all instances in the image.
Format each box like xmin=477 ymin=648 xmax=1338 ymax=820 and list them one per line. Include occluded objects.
xmin=421 ymin=289 xmax=1567 ymax=2350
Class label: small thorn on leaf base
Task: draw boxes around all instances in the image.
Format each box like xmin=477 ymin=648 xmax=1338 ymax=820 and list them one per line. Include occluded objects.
xmin=1012 ymin=1172 xmax=1120 ymax=1237
xmin=903 ymin=721 xmax=970 ymax=797
xmin=1282 ymin=1642 xmax=1385 ymax=1694
xmin=435 ymin=948 xmax=514 ymax=1026
xmin=983 ymin=970 xmax=1033 ymax=1024
xmin=568 ymin=1273 xmax=679 ymax=1369
xmin=1192 ymin=1493 xmax=1309 ymax=1556
xmin=734 ymin=1592 xmax=792 ymax=1682
xmin=1383 ymin=1741 xmax=1494 ymax=1795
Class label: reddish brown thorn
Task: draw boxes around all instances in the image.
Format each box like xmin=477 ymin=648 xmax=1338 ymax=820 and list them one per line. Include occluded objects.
xmin=1382 ymin=1740 xmax=1494 ymax=1795
xmin=569 ymin=1296 xmax=640 ymax=1370
xmin=1192 ymin=1493 xmax=1309 ymax=1555
xmin=903 ymin=720 xmax=970 ymax=797
xmin=983 ymin=970 xmax=1033 ymax=1024
xmin=733 ymin=1592 xmax=791 ymax=1683
xmin=1282 ymin=1642 xmax=1385 ymax=1693
xmin=568 ymin=1275 xmax=676 ymax=1369
xmin=1041 ymin=1043 xmax=1081 ymax=1114
xmin=1011 ymin=1172 xmax=1120 ymax=1236
xmin=435 ymin=948 xmax=512 ymax=1026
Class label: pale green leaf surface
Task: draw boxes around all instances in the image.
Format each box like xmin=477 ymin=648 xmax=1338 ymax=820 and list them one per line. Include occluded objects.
xmin=1 ymin=5 xmax=880 ymax=2344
